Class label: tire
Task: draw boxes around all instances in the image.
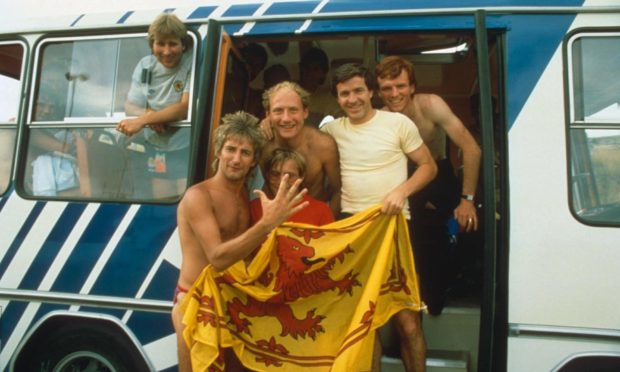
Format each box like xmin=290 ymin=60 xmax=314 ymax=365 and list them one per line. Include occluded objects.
xmin=17 ymin=326 xmax=149 ymax=372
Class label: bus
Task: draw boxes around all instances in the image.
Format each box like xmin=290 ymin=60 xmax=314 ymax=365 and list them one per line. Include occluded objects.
xmin=1 ymin=1 xmax=619 ymax=371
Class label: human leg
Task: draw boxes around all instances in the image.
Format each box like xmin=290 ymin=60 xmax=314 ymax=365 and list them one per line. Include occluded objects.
xmin=394 ymin=309 xmax=426 ymax=372
xmin=171 ymin=285 xmax=191 ymax=372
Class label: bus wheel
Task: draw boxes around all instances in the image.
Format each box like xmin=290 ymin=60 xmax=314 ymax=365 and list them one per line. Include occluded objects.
xmin=20 ymin=329 xmax=143 ymax=372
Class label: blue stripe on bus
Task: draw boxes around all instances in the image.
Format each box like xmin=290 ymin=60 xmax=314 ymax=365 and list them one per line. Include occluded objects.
xmin=70 ymin=14 xmax=85 ymax=27
xmin=306 ymin=14 xmax=477 ymax=34
xmin=250 ymin=21 xmax=307 ymax=34
xmin=0 ymin=188 xmax=11 ymax=212
xmin=19 ymin=203 xmax=87 ymax=290
xmin=127 ymin=260 xmax=177 ymax=343
xmin=266 ymin=1 xmax=321 ymax=15
xmin=117 ymin=11 xmax=134 ymax=24
xmin=503 ymin=13 xmax=577 ymax=127
xmin=0 ymin=202 xmax=45 ymax=276
xmin=50 ymin=204 xmax=130 ymax=293
xmin=127 ymin=311 xmax=174 ymax=345
xmin=144 ymin=259 xmax=179 ymax=301
xmin=321 ymin=0 xmax=581 ymax=12
xmin=1 ymin=300 xmax=29 ymax=351
xmin=88 ymin=204 xmax=177 ymax=298
xmin=187 ymin=6 xmax=217 ymax=20
xmin=223 ymin=3 xmax=262 ymax=17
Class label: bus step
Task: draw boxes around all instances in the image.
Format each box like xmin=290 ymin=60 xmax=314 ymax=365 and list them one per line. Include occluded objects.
xmin=381 ymin=349 xmax=470 ymax=372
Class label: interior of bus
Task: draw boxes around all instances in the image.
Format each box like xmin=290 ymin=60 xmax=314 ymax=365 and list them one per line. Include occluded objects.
xmin=214 ymin=29 xmax=503 ymax=371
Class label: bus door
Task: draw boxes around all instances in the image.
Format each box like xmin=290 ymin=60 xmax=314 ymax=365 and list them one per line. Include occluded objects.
xmin=0 ymin=41 xmax=25 ymax=197
xmin=207 ymin=6 xmax=505 ymax=371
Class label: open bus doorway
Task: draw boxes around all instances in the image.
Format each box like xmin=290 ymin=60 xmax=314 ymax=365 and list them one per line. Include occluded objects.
xmin=214 ymin=29 xmax=502 ymax=371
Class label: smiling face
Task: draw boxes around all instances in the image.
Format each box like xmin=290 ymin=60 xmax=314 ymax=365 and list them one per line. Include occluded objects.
xmin=217 ymin=136 xmax=256 ymax=182
xmin=268 ymin=159 xmax=302 ymax=196
xmin=335 ymin=76 xmax=375 ymax=125
xmin=377 ymin=69 xmax=415 ymax=113
xmin=266 ymin=87 xmax=309 ymax=140
xmin=152 ymin=35 xmax=184 ymax=69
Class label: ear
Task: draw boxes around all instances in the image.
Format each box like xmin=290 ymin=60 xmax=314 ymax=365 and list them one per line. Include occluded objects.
xmin=303 ymin=107 xmax=309 ymax=120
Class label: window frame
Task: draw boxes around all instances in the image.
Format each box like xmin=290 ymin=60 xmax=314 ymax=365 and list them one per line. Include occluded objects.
xmin=17 ymin=28 xmax=199 ymax=203
xmin=0 ymin=39 xmax=27 ymax=196
xmin=565 ymin=28 xmax=620 ymax=226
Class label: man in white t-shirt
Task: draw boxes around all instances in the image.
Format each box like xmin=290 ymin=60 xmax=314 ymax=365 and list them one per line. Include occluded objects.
xmin=321 ymin=63 xmax=437 ymax=372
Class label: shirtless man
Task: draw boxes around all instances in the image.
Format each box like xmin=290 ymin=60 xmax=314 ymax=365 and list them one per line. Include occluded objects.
xmin=171 ymin=111 xmax=308 ymax=372
xmin=374 ymin=56 xmax=482 ymax=370
xmin=260 ymin=81 xmax=341 ymax=216
xmin=375 ymin=56 xmax=481 ymax=233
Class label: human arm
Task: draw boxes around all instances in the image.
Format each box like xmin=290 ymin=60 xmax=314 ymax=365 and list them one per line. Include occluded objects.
xmin=117 ymin=92 xmax=189 ymax=136
xmin=319 ymin=133 xmax=342 ymax=216
xmin=182 ymin=176 xmax=308 ymax=272
xmin=428 ymin=94 xmax=481 ymax=231
xmin=381 ymin=144 xmax=437 ymax=215
xmin=259 ymin=117 xmax=275 ymax=140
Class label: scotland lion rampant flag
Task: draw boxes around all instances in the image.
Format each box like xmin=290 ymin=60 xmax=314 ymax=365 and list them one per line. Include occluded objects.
xmin=182 ymin=206 xmax=423 ymax=371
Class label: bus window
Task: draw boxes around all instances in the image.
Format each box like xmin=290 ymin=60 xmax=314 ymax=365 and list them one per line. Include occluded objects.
xmin=0 ymin=42 xmax=24 ymax=195
xmin=568 ymin=33 xmax=620 ymax=223
xmin=23 ymin=33 xmax=195 ymax=201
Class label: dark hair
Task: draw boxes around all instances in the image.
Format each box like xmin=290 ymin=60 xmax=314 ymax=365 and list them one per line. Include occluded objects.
xmin=300 ymin=47 xmax=329 ymax=73
xmin=241 ymin=43 xmax=268 ymax=71
xmin=331 ymin=63 xmax=374 ymax=96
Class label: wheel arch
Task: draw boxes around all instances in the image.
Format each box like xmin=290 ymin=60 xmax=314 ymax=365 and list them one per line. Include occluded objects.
xmin=10 ymin=310 xmax=154 ymax=371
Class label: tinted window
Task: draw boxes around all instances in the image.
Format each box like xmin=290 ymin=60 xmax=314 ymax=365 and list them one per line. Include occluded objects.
xmin=568 ymin=33 xmax=620 ymax=224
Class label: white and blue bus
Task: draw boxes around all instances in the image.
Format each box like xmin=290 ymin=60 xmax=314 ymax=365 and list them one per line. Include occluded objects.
xmin=1 ymin=1 xmax=619 ymax=371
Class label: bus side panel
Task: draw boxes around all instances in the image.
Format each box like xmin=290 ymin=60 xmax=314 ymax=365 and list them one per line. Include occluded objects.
xmin=0 ymin=191 xmax=181 ymax=370
xmin=507 ymin=8 xmax=620 ymax=371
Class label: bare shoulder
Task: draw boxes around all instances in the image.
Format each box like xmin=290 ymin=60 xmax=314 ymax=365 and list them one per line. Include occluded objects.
xmin=179 ymin=180 xmax=214 ymax=217
xmin=414 ymin=92 xmax=447 ymax=111
xmin=306 ymin=126 xmax=337 ymax=151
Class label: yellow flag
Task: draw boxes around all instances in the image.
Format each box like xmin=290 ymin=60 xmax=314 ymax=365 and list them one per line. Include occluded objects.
xmin=182 ymin=205 xmax=423 ymax=371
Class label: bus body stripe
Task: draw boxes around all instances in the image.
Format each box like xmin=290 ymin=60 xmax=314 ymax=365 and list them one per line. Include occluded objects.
xmin=0 ymin=192 xmax=37 ymax=264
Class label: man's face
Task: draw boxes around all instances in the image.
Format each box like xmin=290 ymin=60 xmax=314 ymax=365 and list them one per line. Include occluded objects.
xmin=335 ymin=76 xmax=374 ymax=125
xmin=217 ymin=137 xmax=256 ymax=182
xmin=377 ymin=69 xmax=415 ymax=113
xmin=267 ymin=87 xmax=308 ymax=140
xmin=268 ymin=159 xmax=301 ymax=196
xmin=152 ymin=36 xmax=184 ymax=69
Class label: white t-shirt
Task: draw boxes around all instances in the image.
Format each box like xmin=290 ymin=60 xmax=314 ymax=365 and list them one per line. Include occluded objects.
xmin=321 ymin=110 xmax=423 ymax=218
xmin=127 ymin=52 xmax=192 ymax=151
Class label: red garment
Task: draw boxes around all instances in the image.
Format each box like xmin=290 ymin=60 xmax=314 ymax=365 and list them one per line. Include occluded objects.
xmin=250 ymin=194 xmax=334 ymax=226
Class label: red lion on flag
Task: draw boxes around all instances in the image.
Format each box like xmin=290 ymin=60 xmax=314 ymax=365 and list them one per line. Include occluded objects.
xmin=225 ymin=233 xmax=360 ymax=340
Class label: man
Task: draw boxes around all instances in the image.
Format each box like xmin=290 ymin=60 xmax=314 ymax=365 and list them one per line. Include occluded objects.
xmin=375 ymin=56 xmax=482 ymax=315
xmin=261 ymin=81 xmax=341 ymax=216
xmin=251 ymin=148 xmax=334 ymax=226
xmin=322 ymin=63 xmax=437 ymax=372
xmin=117 ymin=13 xmax=193 ymax=198
xmin=171 ymin=111 xmax=308 ymax=372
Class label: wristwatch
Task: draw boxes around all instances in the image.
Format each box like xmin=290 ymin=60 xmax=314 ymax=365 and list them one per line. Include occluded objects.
xmin=461 ymin=194 xmax=474 ymax=201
